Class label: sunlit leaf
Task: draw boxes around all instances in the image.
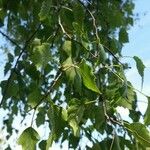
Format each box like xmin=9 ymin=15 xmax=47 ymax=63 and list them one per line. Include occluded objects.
xmin=62 ymin=56 xmax=77 ymax=83
xmin=18 ymin=127 xmax=40 ymax=150
xmin=79 ymin=60 xmax=101 ymax=94
xmin=38 ymin=0 xmax=51 ymax=21
xmin=31 ymin=43 xmax=51 ymax=68
xmin=144 ymin=97 xmax=150 ymax=125
xmin=62 ymin=40 xmax=72 ymax=57
xmin=125 ymin=122 xmax=150 ymax=147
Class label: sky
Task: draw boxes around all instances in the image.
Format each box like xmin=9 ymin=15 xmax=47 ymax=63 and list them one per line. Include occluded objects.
xmin=0 ymin=0 xmax=150 ymax=149
xmin=117 ymin=0 xmax=150 ymax=116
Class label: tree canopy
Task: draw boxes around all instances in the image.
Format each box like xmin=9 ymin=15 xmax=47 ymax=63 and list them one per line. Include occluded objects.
xmin=0 ymin=0 xmax=149 ymax=149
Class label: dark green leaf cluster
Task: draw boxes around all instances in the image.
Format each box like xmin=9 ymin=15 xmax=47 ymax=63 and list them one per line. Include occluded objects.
xmin=0 ymin=0 xmax=149 ymax=150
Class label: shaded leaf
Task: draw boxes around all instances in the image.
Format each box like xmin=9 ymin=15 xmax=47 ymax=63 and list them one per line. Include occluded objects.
xmin=36 ymin=107 xmax=45 ymax=127
xmin=67 ymin=99 xmax=85 ymax=136
xmin=60 ymin=7 xmax=74 ymax=29
xmin=46 ymin=102 xmax=66 ymax=148
xmin=119 ymin=28 xmax=129 ymax=43
xmin=73 ymin=2 xmax=84 ymax=27
xmin=39 ymin=140 xmax=46 ymax=150
xmin=27 ymin=87 xmax=42 ymax=108
xmin=133 ymin=56 xmax=145 ymax=87
xmin=38 ymin=0 xmax=51 ymax=21
xmin=4 ymin=62 xmax=12 ymax=76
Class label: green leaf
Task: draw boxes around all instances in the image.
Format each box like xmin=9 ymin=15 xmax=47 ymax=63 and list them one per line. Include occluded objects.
xmin=31 ymin=43 xmax=51 ymax=68
xmin=7 ymin=53 xmax=14 ymax=62
xmin=62 ymin=40 xmax=72 ymax=57
xmin=38 ymin=0 xmax=51 ymax=21
xmin=133 ymin=56 xmax=145 ymax=87
xmin=36 ymin=107 xmax=45 ymax=127
xmin=4 ymin=62 xmax=12 ymax=76
xmin=62 ymin=109 xmax=68 ymax=121
xmin=18 ymin=127 xmax=40 ymax=150
xmin=69 ymin=118 xmax=80 ymax=137
xmin=67 ymin=99 xmax=85 ymax=136
xmin=27 ymin=87 xmax=42 ymax=108
xmin=32 ymin=38 xmax=41 ymax=46
xmin=39 ymin=140 xmax=46 ymax=150
xmin=46 ymin=134 xmax=55 ymax=150
xmin=60 ymin=7 xmax=74 ymax=29
xmin=79 ymin=60 xmax=101 ymax=94
xmin=144 ymin=97 xmax=150 ymax=125
xmin=62 ymin=56 xmax=77 ymax=83
xmin=0 ymin=79 xmax=19 ymax=100
xmin=47 ymin=102 xmax=66 ymax=148
xmin=98 ymin=44 xmax=106 ymax=63
xmin=73 ymin=2 xmax=84 ymax=27
xmin=94 ymin=106 xmax=105 ymax=132
xmin=92 ymin=143 xmax=102 ymax=150
xmin=125 ymin=122 xmax=150 ymax=147
xmin=119 ymin=28 xmax=129 ymax=43
xmin=117 ymin=83 xmax=135 ymax=109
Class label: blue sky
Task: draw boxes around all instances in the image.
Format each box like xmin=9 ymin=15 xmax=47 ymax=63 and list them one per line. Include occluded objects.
xmin=118 ymin=0 xmax=150 ymax=115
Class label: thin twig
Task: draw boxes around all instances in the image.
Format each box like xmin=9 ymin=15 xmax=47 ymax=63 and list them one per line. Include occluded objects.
xmin=58 ymin=16 xmax=71 ymax=39
xmin=108 ymin=68 xmax=148 ymax=97
xmin=77 ymin=0 xmax=100 ymax=42
xmin=31 ymin=109 xmax=36 ymax=127
xmin=58 ymin=15 xmax=97 ymax=58
xmin=0 ymin=30 xmax=22 ymax=49
xmin=109 ymin=131 xmax=115 ymax=150
xmin=102 ymin=44 xmax=124 ymax=66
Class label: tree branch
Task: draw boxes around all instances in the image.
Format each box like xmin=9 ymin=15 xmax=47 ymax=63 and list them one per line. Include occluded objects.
xmin=0 ymin=30 xmax=21 ymax=49
xmin=0 ymin=24 xmax=41 ymax=107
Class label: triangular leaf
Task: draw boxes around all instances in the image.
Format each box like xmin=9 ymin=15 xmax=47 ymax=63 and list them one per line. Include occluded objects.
xmin=79 ymin=60 xmax=101 ymax=94
xmin=18 ymin=127 xmax=40 ymax=150
xmin=31 ymin=43 xmax=51 ymax=69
